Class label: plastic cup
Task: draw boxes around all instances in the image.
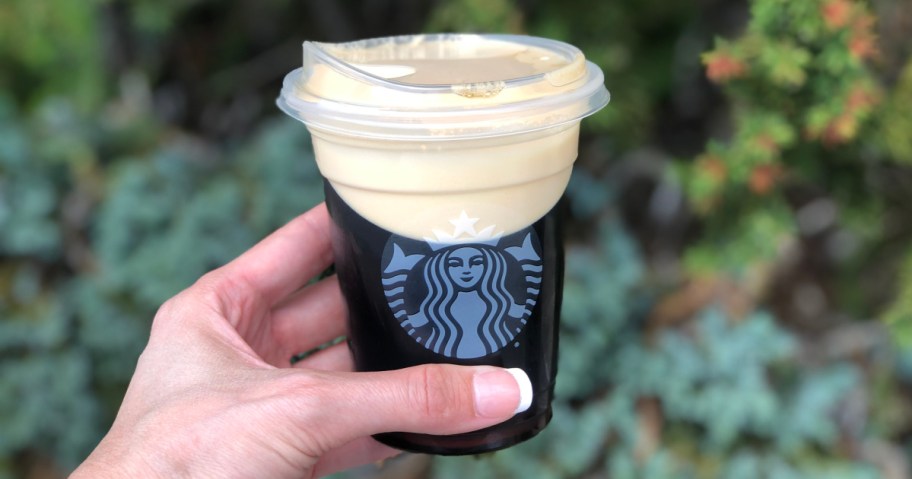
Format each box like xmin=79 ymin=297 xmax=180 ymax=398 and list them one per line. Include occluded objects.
xmin=277 ymin=33 xmax=609 ymax=455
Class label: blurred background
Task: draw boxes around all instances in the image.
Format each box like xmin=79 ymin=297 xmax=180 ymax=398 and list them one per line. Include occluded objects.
xmin=2 ymin=0 xmax=912 ymax=477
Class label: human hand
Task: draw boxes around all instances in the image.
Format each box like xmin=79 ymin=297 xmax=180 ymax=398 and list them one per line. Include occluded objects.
xmin=71 ymin=203 xmax=530 ymax=479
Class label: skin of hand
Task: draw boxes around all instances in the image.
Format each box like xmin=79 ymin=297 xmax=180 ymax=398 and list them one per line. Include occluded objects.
xmin=71 ymin=203 xmax=526 ymax=479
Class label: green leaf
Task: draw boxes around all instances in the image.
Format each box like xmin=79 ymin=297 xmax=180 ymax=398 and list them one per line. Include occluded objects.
xmin=759 ymin=41 xmax=811 ymax=88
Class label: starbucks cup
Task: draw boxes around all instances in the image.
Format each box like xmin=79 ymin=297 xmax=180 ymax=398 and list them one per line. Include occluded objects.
xmin=277 ymin=33 xmax=609 ymax=455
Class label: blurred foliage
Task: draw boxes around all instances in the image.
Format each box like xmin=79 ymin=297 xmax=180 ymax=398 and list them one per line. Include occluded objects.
xmin=426 ymin=0 xmax=524 ymax=33
xmin=2 ymin=0 xmax=912 ymax=478
xmin=0 ymin=0 xmax=105 ymax=110
xmin=430 ymin=175 xmax=876 ymax=479
xmin=682 ymin=0 xmax=885 ymax=276
xmin=676 ymin=0 xmax=912 ymax=356
xmin=0 ymin=89 xmax=321 ymax=476
xmin=880 ymin=61 xmax=912 ymax=164
xmin=885 ymin=252 xmax=912 ymax=345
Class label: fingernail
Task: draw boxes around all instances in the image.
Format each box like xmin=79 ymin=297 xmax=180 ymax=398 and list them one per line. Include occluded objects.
xmin=473 ymin=368 xmax=533 ymax=418
xmin=505 ymin=368 xmax=533 ymax=414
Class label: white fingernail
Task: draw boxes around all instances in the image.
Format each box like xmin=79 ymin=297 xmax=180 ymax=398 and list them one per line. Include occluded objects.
xmin=506 ymin=368 xmax=533 ymax=414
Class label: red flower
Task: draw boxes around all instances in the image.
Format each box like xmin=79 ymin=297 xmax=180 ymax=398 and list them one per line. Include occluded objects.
xmin=849 ymin=14 xmax=878 ymax=60
xmin=821 ymin=114 xmax=857 ymax=146
xmin=849 ymin=33 xmax=877 ymax=60
xmin=846 ymin=83 xmax=878 ymax=111
xmin=749 ymin=164 xmax=783 ymax=195
xmin=822 ymin=0 xmax=853 ymax=29
xmin=705 ymin=53 xmax=748 ymax=83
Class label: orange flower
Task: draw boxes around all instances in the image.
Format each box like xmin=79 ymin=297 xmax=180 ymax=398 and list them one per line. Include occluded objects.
xmin=755 ymin=134 xmax=779 ymax=154
xmin=697 ymin=155 xmax=727 ymax=183
xmin=849 ymin=32 xmax=877 ymax=60
xmin=705 ymin=53 xmax=748 ymax=83
xmin=846 ymin=83 xmax=878 ymax=111
xmin=749 ymin=164 xmax=783 ymax=195
xmin=822 ymin=114 xmax=857 ymax=145
xmin=822 ymin=0 xmax=853 ymax=29
xmin=849 ymin=13 xmax=878 ymax=60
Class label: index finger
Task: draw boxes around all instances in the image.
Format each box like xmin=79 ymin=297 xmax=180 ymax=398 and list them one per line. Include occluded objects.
xmin=220 ymin=202 xmax=333 ymax=306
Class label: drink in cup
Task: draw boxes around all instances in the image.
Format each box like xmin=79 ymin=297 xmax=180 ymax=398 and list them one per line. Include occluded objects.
xmin=277 ymin=33 xmax=609 ymax=455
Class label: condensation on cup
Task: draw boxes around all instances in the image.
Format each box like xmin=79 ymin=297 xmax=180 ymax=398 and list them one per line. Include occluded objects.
xmin=278 ymin=33 xmax=609 ymax=455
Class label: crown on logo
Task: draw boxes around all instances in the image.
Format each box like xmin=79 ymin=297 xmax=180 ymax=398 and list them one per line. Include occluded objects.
xmin=423 ymin=211 xmax=503 ymax=251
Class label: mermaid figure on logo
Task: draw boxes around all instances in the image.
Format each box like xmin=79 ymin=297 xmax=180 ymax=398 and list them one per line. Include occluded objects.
xmin=382 ymin=212 xmax=542 ymax=359
xmin=404 ymin=244 xmax=530 ymax=358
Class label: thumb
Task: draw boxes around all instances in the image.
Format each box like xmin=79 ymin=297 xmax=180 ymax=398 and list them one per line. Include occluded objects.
xmin=297 ymin=364 xmax=532 ymax=447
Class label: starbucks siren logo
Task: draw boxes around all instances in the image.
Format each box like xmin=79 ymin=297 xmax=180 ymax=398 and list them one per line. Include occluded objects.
xmin=381 ymin=212 xmax=542 ymax=359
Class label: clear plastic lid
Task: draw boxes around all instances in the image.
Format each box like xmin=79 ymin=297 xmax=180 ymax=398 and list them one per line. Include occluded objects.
xmin=277 ymin=34 xmax=610 ymax=141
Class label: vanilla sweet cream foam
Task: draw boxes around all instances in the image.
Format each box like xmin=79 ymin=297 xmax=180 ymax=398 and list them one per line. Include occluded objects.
xmin=278 ymin=34 xmax=609 ymax=239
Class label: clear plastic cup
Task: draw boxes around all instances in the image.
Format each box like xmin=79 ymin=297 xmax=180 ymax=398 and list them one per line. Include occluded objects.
xmin=278 ymin=33 xmax=609 ymax=455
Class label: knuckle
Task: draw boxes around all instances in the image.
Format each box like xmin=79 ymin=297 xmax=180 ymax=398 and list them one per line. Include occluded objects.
xmin=150 ymin=269 xmax=257 ymax=333
xmin=147 ymin=293 xmax=202 ymax=351
xmin=298 ymin=214 xmax=333 ymax=266
xmin=192 ymin=271 xmax=230 ymax=307
xmin=191 ymin=270 xmax=263 ymax=326
xmin=268 ymin=372 xmax=318 ymax=405
xmin=151 ymin=295 xmax=186 ymax=332
xmin=270 ymin=373 xmax=335 ymax=434
xmin=409 ymin=364 xmax=464 ymax=420
xmin=152 ymin=296 xmax=177 ymax=323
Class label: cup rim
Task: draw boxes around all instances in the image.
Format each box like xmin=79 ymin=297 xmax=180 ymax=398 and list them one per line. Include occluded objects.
xmin=277 ymin=34 xmax=610 ymax=141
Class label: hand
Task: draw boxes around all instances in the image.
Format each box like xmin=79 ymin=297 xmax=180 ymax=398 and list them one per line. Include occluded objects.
xmin=71 ymin=203 xmax=529 ymax=479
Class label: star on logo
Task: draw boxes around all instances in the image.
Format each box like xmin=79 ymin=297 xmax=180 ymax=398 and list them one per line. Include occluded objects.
xmin=424 ymin=210 xmax=502 ymax=250
xmin=449 ymin=211 xmax=479 ymax=237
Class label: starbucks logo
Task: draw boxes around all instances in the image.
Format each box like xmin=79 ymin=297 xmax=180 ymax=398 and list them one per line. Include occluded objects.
xmin=381 ymin=212 xmax=542 ymax=359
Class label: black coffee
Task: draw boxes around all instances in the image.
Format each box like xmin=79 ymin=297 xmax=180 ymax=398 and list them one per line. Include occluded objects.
xmin=325 ymin=182 xmax=563 ymax=455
